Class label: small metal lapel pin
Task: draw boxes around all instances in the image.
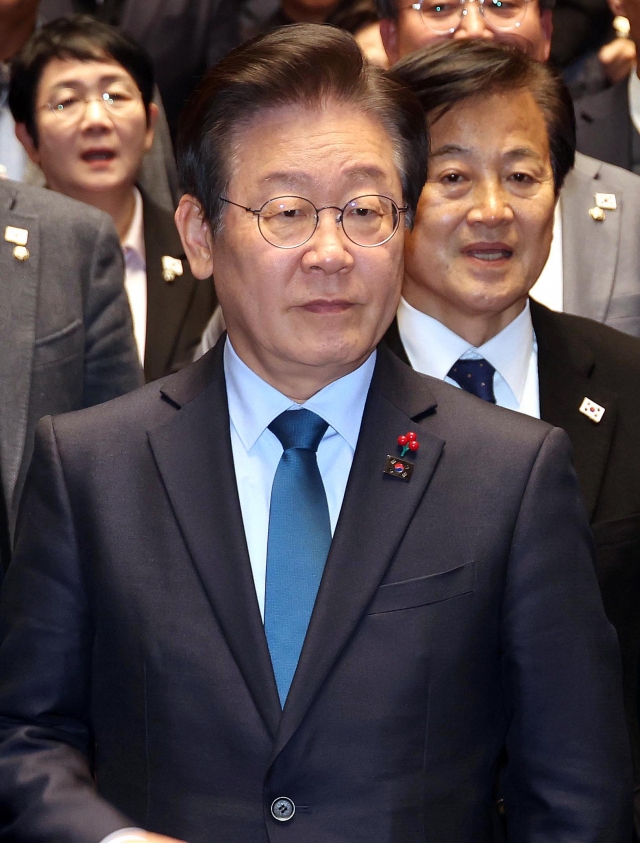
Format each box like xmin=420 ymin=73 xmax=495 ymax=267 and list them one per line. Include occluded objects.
xmin=579 ymin=397 xmax=605 ymax=423
xmin=5 ymin=226 xmax=29 ymax=261
xmin=384 ymin=431 xmax=420 ymax=481
xmin=162 ymin=255 xmax=184 ymax=283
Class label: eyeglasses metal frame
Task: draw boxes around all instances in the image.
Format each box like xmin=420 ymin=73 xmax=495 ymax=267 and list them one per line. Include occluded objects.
xmin=410 ymin=0 xmax=532 ymax=33
xmin=220 ymin=194 xmax=408 ymax=249
xmin=41 ymin=88 xmax=144 ymax=123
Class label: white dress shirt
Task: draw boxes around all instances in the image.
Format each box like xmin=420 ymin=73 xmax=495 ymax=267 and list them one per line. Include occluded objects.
xmin=397 ymin=296 xmax=540 ymax=418
xmin=122 ymin=188 xmax=147 ymax=365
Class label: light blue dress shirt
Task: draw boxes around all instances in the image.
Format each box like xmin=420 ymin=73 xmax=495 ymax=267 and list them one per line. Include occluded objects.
xmin=397 ymin=296 xmax=540 ymax=418
xmin=225 ymin=338 xmax=376 ymax=618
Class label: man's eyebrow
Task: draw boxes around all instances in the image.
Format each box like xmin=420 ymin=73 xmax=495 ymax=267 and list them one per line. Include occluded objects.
xmin=503 ymin=147 xmax=545 ymax=162
xmin=430 ymin=144 xmax=469 ymax=159
xmin=48 ymin=73 xmax=133 ymax=91
xmin=263 ymin=165 xmax=391 ymax=188
xmin=430 ymin=144 xmax=545 ymax=161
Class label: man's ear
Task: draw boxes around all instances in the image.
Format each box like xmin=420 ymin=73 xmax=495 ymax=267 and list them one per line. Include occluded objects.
xmin=539 ymin=8 xmax=553 ymax=61
xmin=175 ymin=195 xmax=214 ymax=280
xmin=15 ymin=123 xmax=40 ymax=164
xmin=380 ymin=18 xmax=400 ymax=65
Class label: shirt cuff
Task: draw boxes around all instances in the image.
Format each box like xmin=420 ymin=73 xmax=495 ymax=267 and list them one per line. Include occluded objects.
xmin=99 ymin=830 xmax=147 ymax=843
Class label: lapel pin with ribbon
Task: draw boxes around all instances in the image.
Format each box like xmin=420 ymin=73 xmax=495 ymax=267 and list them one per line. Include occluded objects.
xmin=162 ymin=255 xmax=184 ymax=283
xmin=383 ymin=430 xmax=419 ymax=481
xmin=589 ymin=192 xmax=617 ymax=222
xmin=579 ymin=397 xmax=605 ymax=423
xmin=5 ymin=225 xmax=29 ymax=261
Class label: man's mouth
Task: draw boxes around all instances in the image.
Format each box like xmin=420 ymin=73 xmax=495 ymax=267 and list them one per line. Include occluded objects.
xmin=463 ymin=244 xmax=513 ymax=261
xmin=81 ymin=150 xmax=116 ymax=162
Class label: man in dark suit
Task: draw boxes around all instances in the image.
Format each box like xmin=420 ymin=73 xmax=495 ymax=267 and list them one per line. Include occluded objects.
xmin=376 ymin=0 xmax=640 ymax=339
xmin=386 ymin=39 xmax=640 ymax=837
xmin=10 ymin=16 xmax=217 ymax=381
xmin=0 ymin=178 xmax=142 ymax=568
xmin=0 ymin=25 xmax=631 ymax=843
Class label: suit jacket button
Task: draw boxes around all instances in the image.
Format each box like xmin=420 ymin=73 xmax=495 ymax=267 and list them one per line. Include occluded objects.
xmin=271 ymin=797 xmax=295 ymax=821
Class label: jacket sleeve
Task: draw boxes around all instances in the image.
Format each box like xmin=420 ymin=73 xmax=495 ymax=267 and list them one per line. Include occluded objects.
xmin=0 ymin=417 xmax=134 ymax=842
xmin=501 ymin=426 xmax=634 ymax=840
xmin=81 ymin=215 xmax=144 ymax=408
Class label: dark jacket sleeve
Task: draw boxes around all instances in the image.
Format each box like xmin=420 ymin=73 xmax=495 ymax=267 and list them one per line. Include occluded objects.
xmin=0 ymin=417 xmax=134 ymax=842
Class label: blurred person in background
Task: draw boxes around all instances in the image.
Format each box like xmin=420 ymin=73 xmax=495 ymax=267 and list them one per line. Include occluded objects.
xmin=0 ymin=0 xmax=178 ymax=211
xmin=11 ymin=16 xmax=217 ymax=382
xmin=39 ymin=0 xmax=240 ymax=138
xmin=575 ymin=0 xmax=640 ymax=172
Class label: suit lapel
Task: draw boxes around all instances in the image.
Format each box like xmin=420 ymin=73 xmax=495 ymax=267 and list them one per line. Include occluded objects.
xmin=561 ymin=155 xmax=620 ymax=324
xmin=272 ymin=348 xmax=443 ymax=757
xmin=532 ymin=300 xmax=617 ymax=518
xmin=148 ymin=344 xmax=282 ymax=736
xmin=142 ymin=191 xmax=198 ymax=382
xmin=0 ymin=187 xmax=39 ymax=510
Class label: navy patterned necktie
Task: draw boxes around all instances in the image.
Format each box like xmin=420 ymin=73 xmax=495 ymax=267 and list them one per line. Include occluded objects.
xmin=447 ymin=358 xmax=496 ymax=403
xmin=264 ymin=409 xmax=331 ymax=706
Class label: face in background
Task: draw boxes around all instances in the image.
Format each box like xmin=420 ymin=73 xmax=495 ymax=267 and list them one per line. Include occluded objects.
xmin=380 ymin=0 xmax=553 ymax=63
xmin=403 ymin=87 xmax=556 ymax=346
xmin=176 ymin=102 xmax=406 ymax=401
xmin=17 ymin=58 xmax=156 ymax=208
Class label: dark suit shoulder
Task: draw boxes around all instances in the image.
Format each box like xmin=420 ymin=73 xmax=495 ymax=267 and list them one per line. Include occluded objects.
xmin=532 ymin=300 xmax=640 ymax=380
xmin=46 ymin=343 xmax=222 ymax=447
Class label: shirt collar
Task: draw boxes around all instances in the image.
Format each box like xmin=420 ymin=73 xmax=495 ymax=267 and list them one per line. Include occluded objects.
xmin=224 ymin=337 xmax=376 ymax=452
xmin=122 ymin=187 xmax=145 ymax=267
xmin=397 ymin=296 xmax=535 ymax=405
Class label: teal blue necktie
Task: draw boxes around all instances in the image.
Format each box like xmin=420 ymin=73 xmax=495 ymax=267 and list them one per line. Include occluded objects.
xmin=265 ymin=409 xmax=331 ymax=706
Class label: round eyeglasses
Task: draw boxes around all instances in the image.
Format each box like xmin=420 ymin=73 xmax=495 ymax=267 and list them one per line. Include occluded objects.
xmin=220 ymin=195 xmax=408 ymax=249
xmin=41 ymin=86 xmax=143 ymax=123
xmin=410 ymin=0 xmax=532 ymax=33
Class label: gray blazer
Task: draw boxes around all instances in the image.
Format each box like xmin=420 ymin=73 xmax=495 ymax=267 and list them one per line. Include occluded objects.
xmin=0 ymin=180 xmax=142 ymax=552
xmin=561 ymin=152 xmax=640 ymax=338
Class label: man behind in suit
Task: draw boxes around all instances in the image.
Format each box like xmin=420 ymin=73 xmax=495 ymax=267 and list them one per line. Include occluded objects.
xmin=0 ymin=177 xmax=142 ymax=570
xmin=10 ymin=16 xmax=217 ymax=382
xmin=0 ymin=24 xmax=632 ymax=843
xmin=386 ymin=38 xmax=640 ymax=837
xmin=376 ymin=0 xmax=640 ymax=338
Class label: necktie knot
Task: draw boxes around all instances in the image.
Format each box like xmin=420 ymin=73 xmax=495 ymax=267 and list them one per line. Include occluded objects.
xmin=447 ymin=357 xmax=496 ymax=403
xmin=269 ymin=409 xmax=328 ymax=453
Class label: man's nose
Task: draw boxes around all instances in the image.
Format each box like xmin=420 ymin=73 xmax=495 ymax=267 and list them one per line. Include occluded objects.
xmin=453 ymin=3 xmax=495 ymax=39
xmin=80 ymin=98 xmax=113 ymax=128
xmin=301 ymin=209 xmax=354 ymax=273
xmin=466 ymin=179 xmax=514 ymax=227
